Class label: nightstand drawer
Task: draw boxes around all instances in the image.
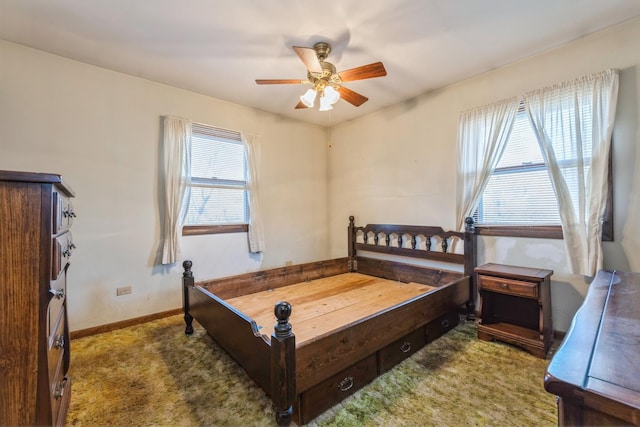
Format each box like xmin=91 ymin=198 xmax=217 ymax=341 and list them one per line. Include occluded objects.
xmin=479 ymin=275 xmax=538 ymax=298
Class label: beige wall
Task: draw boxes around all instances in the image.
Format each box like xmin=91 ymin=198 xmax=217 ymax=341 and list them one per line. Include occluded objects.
xmin=328 ymin=18 xmax=640 ymax=331
xmin=0 ymin=41 xmax=329 ymax=331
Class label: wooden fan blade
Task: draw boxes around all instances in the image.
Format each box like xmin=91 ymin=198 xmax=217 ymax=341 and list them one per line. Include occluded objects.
xmin=336 ymin=86 xmax=368 ymax=107
xmin=338 ymin=62 xmax=387 ymax=82
xmin=292 ymin=46 xmax=322 ymax=73
xmin=255 ymin=79 xmax=305 ymax=85
xmin=295 ymin=101 xmax=308 ymax=109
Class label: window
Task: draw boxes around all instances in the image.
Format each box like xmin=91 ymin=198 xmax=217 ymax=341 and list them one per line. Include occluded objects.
xmin=475 ymin=104 xmax=612 ymax=240
xmin=183 ymin=123 xmax=249 ymax=235
xmin=475 ymin=106 xmax=560 ymax=225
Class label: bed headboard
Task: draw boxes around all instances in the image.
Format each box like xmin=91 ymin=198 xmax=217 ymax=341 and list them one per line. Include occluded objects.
xmin=347 ymin=216 xmax=477 ymax=317
xmin=348 ymin=216 xmax=475 ymax=272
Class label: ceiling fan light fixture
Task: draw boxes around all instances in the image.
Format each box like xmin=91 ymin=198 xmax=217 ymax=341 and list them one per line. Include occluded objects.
xmin=300 ymin=88 xmax=317 ymax=107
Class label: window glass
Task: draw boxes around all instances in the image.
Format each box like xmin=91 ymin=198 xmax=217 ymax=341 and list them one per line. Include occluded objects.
xmin=185 ymin=124 xmax=248 ymax=226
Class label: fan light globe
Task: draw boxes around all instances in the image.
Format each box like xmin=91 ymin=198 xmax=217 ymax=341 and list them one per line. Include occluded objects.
xmin=324 ymin=86 xmax=340 ymax=104
xmin=300 ymin=89 xmax=317 ymax=107
xmin=319 ymin=96 xmax=333 ymax=111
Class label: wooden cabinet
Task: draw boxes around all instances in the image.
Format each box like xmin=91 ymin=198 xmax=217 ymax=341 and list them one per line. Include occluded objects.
xmin=545 ymin=270 xmax=640 ymax=426
xmin=476 ymin=263 xmax=552 ymax=358
xmin=0 ymin=170 xmax=75 ymax=426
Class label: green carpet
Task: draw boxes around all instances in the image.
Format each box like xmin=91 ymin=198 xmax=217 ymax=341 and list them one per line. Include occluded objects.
xmin=67 ymin=315 xmax=557 ymax=426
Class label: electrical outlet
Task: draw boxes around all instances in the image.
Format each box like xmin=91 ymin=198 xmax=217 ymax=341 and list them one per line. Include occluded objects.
xmin=116 ymin=286 xmax=132 ymax=296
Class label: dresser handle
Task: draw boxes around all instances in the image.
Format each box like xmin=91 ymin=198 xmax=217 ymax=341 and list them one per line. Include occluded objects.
xmin=400 ymin=341 xmax=412 ymax=353
xmin=501 ymin=283 xmax=509 ymax=289
xmin=54 ymin=378 xmax=68 ymax=399
xmin=338 ymin=376 xmax=354 ymax=392
xmin=49 ymin=288 xmax=65 ymax=299
xmin=55 ymin=335 xmax=65 ymax=349
xmin=64 ymin=243 xmax=76 ymax=257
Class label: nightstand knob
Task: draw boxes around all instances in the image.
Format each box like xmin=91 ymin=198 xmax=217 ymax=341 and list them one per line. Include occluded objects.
xmin=501 ymin=283 xmax=509 ymax=289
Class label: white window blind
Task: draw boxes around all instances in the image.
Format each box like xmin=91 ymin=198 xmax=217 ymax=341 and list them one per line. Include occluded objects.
xmin=185 ymin=123 xmax=248 ymax=225
xmin=476 ymin=104 xmax=592 ymax=225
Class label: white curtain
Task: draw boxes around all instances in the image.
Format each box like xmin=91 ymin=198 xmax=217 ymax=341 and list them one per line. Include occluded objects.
xmin=523 ymin=69 xmax=618 ymax=276
xmin=161 ymin=116 xmax=192 ymax=264
xmin=456 ymin=97 xmax=520 ymax=231
xmin=243 ymin=133 xmax=265 ymax=253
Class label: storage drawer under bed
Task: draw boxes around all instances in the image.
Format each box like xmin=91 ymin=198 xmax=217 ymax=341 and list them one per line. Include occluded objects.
xmin=378 ymin=326 xmax=427 ymax=374
xmin=297 ymin=353 xmax=377 ymax=424
xmin=377 ymin=310 xmax=460 ymax=374
xmin=425 ymin=311 xmax=460 ymax=343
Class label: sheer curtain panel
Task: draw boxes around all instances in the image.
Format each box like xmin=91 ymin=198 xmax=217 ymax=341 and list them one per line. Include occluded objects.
xmin=524 ymin=69 xmax=618 ymax=276
xmin=161 ymin=116 xmax=192 ymax=264
xmin=456 ymin=97 xmax=520 ymax=231
xmin=243 ymin=133 xmax=265 ymax=253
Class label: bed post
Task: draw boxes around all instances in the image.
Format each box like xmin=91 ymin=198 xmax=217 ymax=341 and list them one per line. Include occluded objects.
xmin=348 ymin=215 xmax=357 ymax=272
xmin=182 ymin=260 xmax=195 ymax=335
xmin=271 ymin=301 xmax=296 ymax=426
xmin=463 ymin=217 xmax=477 ymax=320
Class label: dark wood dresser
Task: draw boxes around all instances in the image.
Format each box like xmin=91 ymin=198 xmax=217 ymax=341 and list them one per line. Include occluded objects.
xmin=0 ymin=171 xmax=76 ymax=426
xmin=545 ymin=270 xmax=640 ymax=426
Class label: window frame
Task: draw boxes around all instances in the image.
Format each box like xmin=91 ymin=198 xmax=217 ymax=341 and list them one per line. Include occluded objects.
xmin=182 ymin=123 xmax=249 ymax=236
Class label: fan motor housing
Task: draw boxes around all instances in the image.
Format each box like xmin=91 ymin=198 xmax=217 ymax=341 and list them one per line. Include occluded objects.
xmin=313 ymin=42 xmax=331 ymax=61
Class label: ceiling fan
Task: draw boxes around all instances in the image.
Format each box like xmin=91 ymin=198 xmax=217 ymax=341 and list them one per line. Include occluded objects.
xmin=255 ymin=42 xmax=387 ymax=111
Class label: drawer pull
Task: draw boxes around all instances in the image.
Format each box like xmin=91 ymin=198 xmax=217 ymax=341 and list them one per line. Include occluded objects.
xmin=501 ymin=283 xmax=509 ymax=289
xmin=55 ymin=335 xmax=65 ymax=349
xmin=50 ymin=288 xmax=65 ymax=299
xmin=338 ymin=376 xmax=354 ymax=392
xmin=400 ymin=341 xmax=412 ymax=353
xmin=54 ymin=378 xmax=68 ymax=399
xmin=63 ymin=243 xmax=76 ymax=258
xmin=441 ymin=319 xmax=450 ymax=328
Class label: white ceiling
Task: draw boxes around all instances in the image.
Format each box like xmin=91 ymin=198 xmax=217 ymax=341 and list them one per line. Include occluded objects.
xmin=2 ymin=1 xmax=640 ymax=128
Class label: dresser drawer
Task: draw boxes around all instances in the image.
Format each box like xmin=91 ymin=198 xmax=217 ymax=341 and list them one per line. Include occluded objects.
xmin=48 ymin=307 xmax=66 ymax=388
xmin=299 ymin=354 xmax=377 ymax=424
xmin=48 ymin=272 xmax=66 ymax=338
xmin=50 ymin=358 xmax=69 ymax=427
xmin=378 ymin=327 xmax=427 ymax=374
xmin=479 ymin=275 xmax=538 ymax=298
xmin=53 ymin=190 xmax=75 ymax=234
xmin=52 ymin=232 xmax=74 ymax=280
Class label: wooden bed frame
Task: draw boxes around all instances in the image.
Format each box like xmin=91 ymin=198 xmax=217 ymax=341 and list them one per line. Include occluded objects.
xmin=182 ymin=216 xmax=476 ymax=425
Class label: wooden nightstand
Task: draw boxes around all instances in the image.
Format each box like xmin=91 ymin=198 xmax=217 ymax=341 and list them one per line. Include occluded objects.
xmin=476 ymin=263 xmax=553 ymax=358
